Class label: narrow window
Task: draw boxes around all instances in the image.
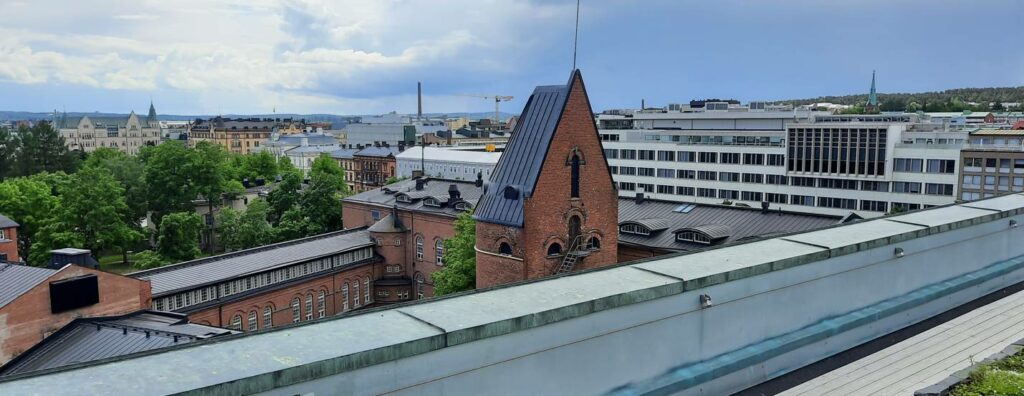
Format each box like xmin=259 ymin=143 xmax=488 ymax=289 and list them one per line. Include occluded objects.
xmin=342 ymin=283 xmax=350 ymax=311
xmin=248 ymin=310 xmax=257 ymax=331
xmin=416 ymin=235 xmax=424 ymax=260
xmin=291 ymin=298 xmax=300 ymax=323
xmin=353 ymin=283 xmax=361 ymax=308
xmin=364 ymin=277 xmax=371 ymax=304
xmin=263 ymin=305 xmax=274 ymax=328
xmin=231 ymin=314 xmax=242 ymax=331
xmin=318 ymin=290 xmax=326 ymax=318
xmin=435 ymin=239 xmax=445 ymax=265
xmin=305 ymin=294 xmax=313 ymax=320
xmin=571 ymin=154 xmax=581 ymax=198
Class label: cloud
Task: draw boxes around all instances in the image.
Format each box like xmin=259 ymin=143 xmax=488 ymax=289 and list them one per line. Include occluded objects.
xmin=0 ymin=0 xmax=580 ymax=113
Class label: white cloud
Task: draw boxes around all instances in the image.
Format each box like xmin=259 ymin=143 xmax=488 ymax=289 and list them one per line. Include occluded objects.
xmin=0 ymin=0 xmax=579 ymax=113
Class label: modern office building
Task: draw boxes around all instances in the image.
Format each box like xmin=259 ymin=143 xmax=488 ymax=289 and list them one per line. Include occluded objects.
xmin=600 ymin=111 xmax=967 ymax=217
xmin=395 ymin=146 xmax=501 ymax=181
xmin=959 ymin=129 xmax=1024 ymax=201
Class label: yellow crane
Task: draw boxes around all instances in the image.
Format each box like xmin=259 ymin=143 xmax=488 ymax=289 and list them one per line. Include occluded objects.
xmin=458 ymin=94 xmax=514 ymax=127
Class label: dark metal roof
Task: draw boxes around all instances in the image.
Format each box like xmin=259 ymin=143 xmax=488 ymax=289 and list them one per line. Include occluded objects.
xmin=474 ymin=73 xmax=573 ymax=227
xmin=354 ymin=146 xmax=401 ymax=158
xmin=622 ymin=218 xmax=671 ymax=232
xmin=129 ymin=228 xmax=374 ymax=296
xmin=0 ymin=214 xmax=19 ymax=228
xmin=0 ymin=311 xmax=235 ymax=377
xmin=367 ymin=213 xmax=406 ymax=233
xmin=344 ymin=178 xmax=482 ymax=218
xmin=617 ymin=198 xmax=844 ymax=252
xmin=0 ymin=263 xmax=57 ymax=308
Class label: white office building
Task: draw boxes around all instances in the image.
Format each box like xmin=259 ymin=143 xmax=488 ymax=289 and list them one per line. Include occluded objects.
xmin=395 ymin=147 xmax=501 ymax=181
xmin=600 ymin=110 xmax=966 ymax=218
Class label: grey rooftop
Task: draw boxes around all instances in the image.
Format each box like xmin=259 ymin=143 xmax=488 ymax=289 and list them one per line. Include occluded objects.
xmin=129 ymin=228 xmax=373 ymax=296
xmin=0 ymin=263 xmax=56 ymax=308
xmin=344 ymin=177 xmax=483 ymax=217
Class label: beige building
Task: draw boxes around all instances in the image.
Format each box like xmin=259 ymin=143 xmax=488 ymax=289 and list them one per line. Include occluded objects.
xmin=189 ymin=117 xmax=275 ymax=155
xmin=56 ymin=103 xmax=161 ymax=155
xmin=959 ymin=129 xmax=1024 ymax=201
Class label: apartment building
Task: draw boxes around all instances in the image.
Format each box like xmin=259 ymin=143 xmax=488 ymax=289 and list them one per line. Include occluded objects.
xmin=959 ymin=129 xmax=1024 ymax=201
xmin=189 ymin=117 xmax=275 ymax=154
xmin=600 ymin=111 xmax=966 ymax=217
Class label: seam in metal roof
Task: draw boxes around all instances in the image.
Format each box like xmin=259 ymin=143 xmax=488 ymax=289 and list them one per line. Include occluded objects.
xmin=0 ymin=263 xmax=57 ymax=308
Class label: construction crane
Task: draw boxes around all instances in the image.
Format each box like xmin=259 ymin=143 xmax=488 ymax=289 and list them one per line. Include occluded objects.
xmin=458 ymin=94 xmax=514 ymax=127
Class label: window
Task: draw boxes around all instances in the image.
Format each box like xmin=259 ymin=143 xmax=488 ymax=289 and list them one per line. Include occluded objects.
xmin=766 ymin=193 xmax=787 ymax=204
xmin=423 ymin=198 xmax=440 ymax=207
xmin=318 ymin=290 xmax=326 ymax=318
xmin=620 ymin=224 xmax=650 ymax=236
xmin=964 ymin=157 xmax=983 ymax=167
xmin=677 ymin=151 xmax=696 ymax=162
xmin=719 ymin=172 xmax=740 ymax=182
xmin=342 ymin=283 xmax=349 ymax=311
xmin=818 ymin=178 xmax=858 ymax=190
xmin=657 ymin=151 xmax=675 ymax=161
xmin=657 ymin=185 xmax=673 ymax=194
xmin=676 ymin=231 xmax=711 ymax=244
xmin=435 ymin=239 xmax=445 ymax=265
xmin=498 ymin=242 xmax=513 ymax=255
xmin=926 ymin=159 xmax=956 ymax=174
xmin=587 ymin=236 xmax=601 ymax=250
xmin=698 ymin=152 xmax=718 ymax=163
xmin=742 ymin=173 xmax=763 ymax=184
xmin=743 ymin=153 xmax=764 ymax=165
xmin=231 ymin=314 xmax=243 ymax=331
xmin=248 ymin=310 xmax=258 ymax=331
xmin=766 ymin=154 xmax=785 ymax=166
xmin=860 ymin=181 xmax=889 ymax=192
xmin=676 ymin=186 xmax=695 ymax=196
xmin=790 ymin=195 xmax=814 ymax=206
xmin=603 ymin=149 xmax=618 ymax=159
xmin=353 ymin=283 xmax=360 ymax=308
xmin=364 ymin=277 xmax=371 ymax=304
xmin=305 ymin=294 xmax=313 ymax=321
xmin=766 ymin=175 xmax=787 ymax=185
xmin=415 ymin=235 xmax=424 ymax=260
xmin=638 ymin=150 xmax=656 ymax=161
xmin=720 ymin=153 xmax=740 ymax=164
xmin=291 ymin=297 xmax=301 ymax=322
xmin=860 ymin=200 xmax=887 ymax=212
xmin=639 ymin=183 xmax=654 ymax=193
xmin=741 ymin=191 xmax=763 ymax=202
xmin=790 ymin=177 xmax=815 ymax=187
xmin=697 ymin=171 xmax=717 ymax=180
xmin=925 ymin=183 xmax=954 ymax=196
xmin=371 ymin=210 xmax=381 ymax=221
xmin=718 ymin=189 xmax=739 ymax=200
xmin=894 ymin=158 xmax=924 ymax=173
xmin=620 ymin=149 xmax=637 ymax=160
xmin=656 ymin=169 xmax=674 ymax=178
xmin=618 ymin=182 xmax=636 ymax=191
xmin=547 ymin=243 xmax=562 ymax=256
xmin=893 ymin=182 xmax=922 ymax=194
xmin=677 ymin=170 xmax=695 ymax=179
xmin=697 ymin=188 xmax=716 ymax=198
xmin=570 ymin=153 xmax=581 ymax=198
xmin=817 ymin=197 xmax=856 ymax=209
xmin=264 ymin=305 xmax=274 ymax=328
xmin=638 ymin=167 xmax=655 ymax=177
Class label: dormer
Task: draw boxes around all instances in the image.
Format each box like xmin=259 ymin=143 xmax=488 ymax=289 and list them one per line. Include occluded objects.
xmin=618 ymin=218 xmax=670 ymax=236
xmin=673 ymin=224 xmax=732 ymax=245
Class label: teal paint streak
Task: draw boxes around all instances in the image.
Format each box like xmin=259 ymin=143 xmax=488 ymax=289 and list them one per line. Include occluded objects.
xmin=608 ymin=253 xmax=1024 ymax=396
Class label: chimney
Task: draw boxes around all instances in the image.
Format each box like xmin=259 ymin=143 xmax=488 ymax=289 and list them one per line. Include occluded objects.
xmin=415 ymin=179 xmax=425 ymax=191
xmin=448 ymin=184 xmax=460 ymax=201
xmin=417 ymin=81 xmax=423 ymax=120
xmin=474 ymin=172 xmax=483 ymax=187
xmin=635 ymin=192 xmax=645 ymax=204
xmin=412 ymin=170 xmax=424 ymax=179
xmin=761 ymin=201 xmax=769 ymax=214
xmin=641 ymin=99 xmax=645 ymax=110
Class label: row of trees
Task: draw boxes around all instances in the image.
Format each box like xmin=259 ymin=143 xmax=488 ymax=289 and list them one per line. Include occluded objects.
xmin=786 ymin=86 xmax=1024 ymax=112
xmin=0 ymin=129 xmax=349 ymax=269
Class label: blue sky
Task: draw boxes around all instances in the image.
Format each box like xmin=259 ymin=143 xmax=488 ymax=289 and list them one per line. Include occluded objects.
xmin=0 ymin=0 xmax=1021 ymax=115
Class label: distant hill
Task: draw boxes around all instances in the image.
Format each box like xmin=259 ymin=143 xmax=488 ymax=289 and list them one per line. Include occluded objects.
xmin=778 ymin=86 xmax=1024 ymax=112
xmin=0 ymin=111 xmax=513 ymax=124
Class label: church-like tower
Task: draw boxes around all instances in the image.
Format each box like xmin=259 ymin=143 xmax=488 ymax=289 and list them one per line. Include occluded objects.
xmin=866 ymin=70 xmax=879 ymax=112
xmin=474 ymin=70 xmax=619 ymax=288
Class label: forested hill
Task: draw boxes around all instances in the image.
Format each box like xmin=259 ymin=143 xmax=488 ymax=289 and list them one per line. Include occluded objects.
xmin=779 ymin=86 xmax=1024 ymax=112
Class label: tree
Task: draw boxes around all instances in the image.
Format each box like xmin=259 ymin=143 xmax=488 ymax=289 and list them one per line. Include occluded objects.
xmin=299 ymin=155 xmax=346 ymax=234
xmin=266 ymin=171 xmax=302 ymax=224
xmin=0 ymin=127 xmax=14 ymax=180
xmin=132 ymin=250 xmax=168 ymax=270
xmin=190 ymin=142 xmax=237 ymax=252
xmin=85 ymin=148 xmax=148 ymax=225
xmin=142 ymin=142 xmax=195 ymax=229
xmin=0 ymin=175 xmax=61 ymax=265
xmin=156 ymin=212 xmax=203 ymax=261
xmin=217 ymin=199 xmax=274 ymax=251
xmin=55 ymin=166 xmax=143 ymax=260
xmin=241 ymin=151 xmax=279 ymax=182
xmin=11 ymin=122 xmax=79 ymax=178
xmin=431 ymin=212 xmax=476 ymax=295
xmin=274 ymin=206 xmax=316 ymax=241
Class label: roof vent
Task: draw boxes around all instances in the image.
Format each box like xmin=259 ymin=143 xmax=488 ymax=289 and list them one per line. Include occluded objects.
xmin=415 ymin=179 xmax=425 ymax=191
xmin=503 ymin=186 xmax=519 ymax=200
xmin=761 ymin=201 xmax=769 ymax=214
xmin=635 ymin=192 xmax=645 ymax=204
xmin=448 ymin=184 xmax=461 ymax=201
xmin=475 ymin=172 xmax=483 ymax=187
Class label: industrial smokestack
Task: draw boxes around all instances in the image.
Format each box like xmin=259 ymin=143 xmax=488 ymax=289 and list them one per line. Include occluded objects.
xmin=417 ymin=82 xmax=423 ymax=120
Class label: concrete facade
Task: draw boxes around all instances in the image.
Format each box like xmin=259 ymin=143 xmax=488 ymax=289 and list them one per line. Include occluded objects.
xmin=0 ymin=265 xmax=151 ymax=364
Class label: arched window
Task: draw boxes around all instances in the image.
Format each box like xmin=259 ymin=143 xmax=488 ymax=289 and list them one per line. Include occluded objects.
xmin=571 ymin=154 xmax=581 ymax=198
xmin=587 ymin=236 xmax=601 ymax=250
xmin=353 ymin=282 xmax=361 ymax=308
xmin=414 ymin=272 xmax=425 ymax=299
xmin=364 ymin=277 xmax=371 ymax=304
xmin=231 ymin=314 xmax=242 ymax=331
xmin=318 ymin=290 xmax=326 ymax=318
xmin=248 ymin=310 xmax=258 ymax=331
xmin=305 ymin=293 xmax=313 ymax=320
xmin=498 ymin=242 xmax=513 ymax=255
xmin=435 ymin=239 xmax=445 ymax=265
xmin=291 ymin=297 xmax=300 ymax=323
xmin=415 ymin=235 xmax=424 ymax=260
xmin=547 ymin=242 xmax=562 ymax=256
xmin=263 ymin=305 xmax=274 ymax=328
xmin=342 ymin=283 xmax=350 ymax=311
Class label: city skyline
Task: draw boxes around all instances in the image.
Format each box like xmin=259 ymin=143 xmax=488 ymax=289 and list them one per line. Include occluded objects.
xmin=0 ymin=0 xmax=1022 ymax=115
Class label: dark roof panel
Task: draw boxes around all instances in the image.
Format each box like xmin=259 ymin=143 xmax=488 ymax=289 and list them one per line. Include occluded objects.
xmin=474 ymin=74 xmax=574 ymax=227
xmin=343 ymin=178 xmax=482 ymax=218
xmin=0 ymin=214 xmax=18 ymax=228
xmin=0 ymin=263 xmax=57 ymax=308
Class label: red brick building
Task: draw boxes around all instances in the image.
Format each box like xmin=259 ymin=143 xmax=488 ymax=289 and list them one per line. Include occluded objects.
xmin=0 ymin=263 xmax=151 ymax=364
xmin=473 ymin=70 xmax=620 ymax=288
xmin=353 ymin=146 xmax=401 ymax=192
xmin=342 ymin=177 xmax=484 ymax=299
xmin=0 ymin=215 xmax=19 ymax=262
xmin=129 ymin=229 xmax=378 ymax=331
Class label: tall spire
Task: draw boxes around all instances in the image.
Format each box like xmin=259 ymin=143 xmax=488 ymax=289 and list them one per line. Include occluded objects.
xmin=147 ymin=100 xmax=157 ymax=124
xmin=868 ymin=70 xmax=878 ymax=108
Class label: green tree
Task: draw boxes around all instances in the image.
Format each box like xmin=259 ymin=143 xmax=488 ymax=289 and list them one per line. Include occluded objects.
xmin=0 ymin=175 xmax=61 ymax=264
xmin=241 ymin=151 xmax=279 ymax=182
xmin=156 ymin=212 xmax=203 ymax=261
xmin=132 ymin=250 xmax=168 ymax=270
xmin=217 ymin=199 xmax=274 ymax=251
xmin=274 ymin=206 xmax=316 ymax=241
xmin=55 ymin=166 xmax=143 ymax=260
xmin=431 ymin=211 xmax=476 ymax=295
xmin=267 ymin=171 xmax=302 ymax=224
xmin=278 ymin=156 xmax=302 ymax=180
xmin=190 ymin=142 xmax=237 ymax=252
xmin=299 ymin=154 xmax=346 ymax=234
xmin=142 ymin=142 xmax=195 ymax=229
xmin=0 ymin=127 xmax=14 ymax=180
xmin=11 ymin=122 xmax=79 ymax=177
xmin=85 ymin=148 xmax=148 ymax=225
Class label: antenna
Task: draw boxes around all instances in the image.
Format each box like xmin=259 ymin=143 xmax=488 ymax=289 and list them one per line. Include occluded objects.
xmin=572 ymin=0 xmax=580 ymax=70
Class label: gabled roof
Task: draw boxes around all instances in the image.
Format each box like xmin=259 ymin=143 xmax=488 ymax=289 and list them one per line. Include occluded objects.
xmin=0 ymin=263 xmax=57 ymax=309
xmin=0 ymin=310 xmax=235 ymax=377
xmin=474 ymin=71 xmax=575 ymax=227
xmin=0 ymin=214 xmax=18 ymax=228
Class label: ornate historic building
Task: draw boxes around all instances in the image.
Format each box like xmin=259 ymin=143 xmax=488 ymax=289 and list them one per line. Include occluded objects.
xmin=56 ymin=103 xmax=161 ymax=155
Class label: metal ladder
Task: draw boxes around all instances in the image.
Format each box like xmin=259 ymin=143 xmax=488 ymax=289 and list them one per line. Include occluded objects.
xmin=554 ymin=235 xmax=584 ymax=274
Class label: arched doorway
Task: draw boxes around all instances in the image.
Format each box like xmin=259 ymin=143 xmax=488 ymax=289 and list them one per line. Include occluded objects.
xmin=568 ymin=215 xmax=582 ymax=249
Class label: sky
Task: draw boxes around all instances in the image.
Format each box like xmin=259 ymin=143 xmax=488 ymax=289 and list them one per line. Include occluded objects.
xmin=1 ymin=0 xmax=1022 ymax=116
